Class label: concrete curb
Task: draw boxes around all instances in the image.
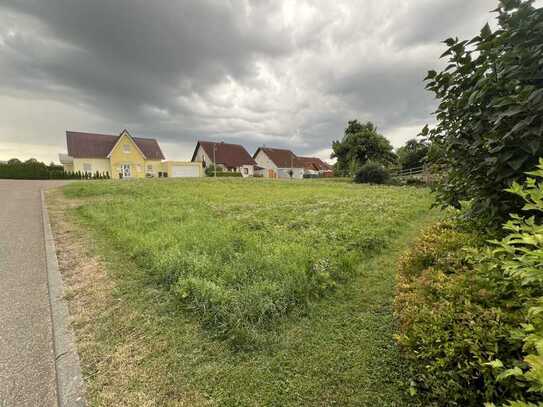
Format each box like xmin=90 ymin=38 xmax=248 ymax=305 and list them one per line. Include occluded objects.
xmin=41 ymin=190 xmax=86 ymax=407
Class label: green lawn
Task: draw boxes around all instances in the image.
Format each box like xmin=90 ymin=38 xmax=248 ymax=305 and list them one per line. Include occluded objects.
xmin=56 ymin=178 xmax=437 ymax=406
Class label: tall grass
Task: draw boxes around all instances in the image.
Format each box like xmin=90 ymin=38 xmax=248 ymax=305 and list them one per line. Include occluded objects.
xmin=65 ymin=178 xmax=430 ymax=348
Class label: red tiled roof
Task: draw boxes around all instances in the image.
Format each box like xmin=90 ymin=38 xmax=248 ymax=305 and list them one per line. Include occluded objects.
xmin=254 ymin=147 xmax=305 ymax=168
xmin=298 ymin=157 xmax=333 ymax=171
xmin=66 ymin=131 xmax=165 ymax=160
xmin=192 ymin=141 xmax=256 ymax=168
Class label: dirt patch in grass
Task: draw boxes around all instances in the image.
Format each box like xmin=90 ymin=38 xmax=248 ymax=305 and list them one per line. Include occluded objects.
xmin=46 ymin=189 xmax=212 ymax=406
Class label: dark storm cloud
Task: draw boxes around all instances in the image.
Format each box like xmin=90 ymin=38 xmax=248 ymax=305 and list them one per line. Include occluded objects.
xmin=0 ymin=0 xmax=503 ymax=161
xmin=1 ymin=0 xmax=291 ymax=114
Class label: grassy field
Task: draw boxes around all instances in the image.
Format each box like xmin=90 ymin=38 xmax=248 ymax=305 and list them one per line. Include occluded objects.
xmin=50 ymin=178 xmax=437 ymax=406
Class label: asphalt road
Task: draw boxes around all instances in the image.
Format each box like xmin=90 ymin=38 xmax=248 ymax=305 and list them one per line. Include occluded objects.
xmin=0 ymin=180 xmax=68 ymax=407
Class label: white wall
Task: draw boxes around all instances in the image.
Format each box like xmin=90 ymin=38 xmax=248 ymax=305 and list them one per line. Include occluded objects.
xmin=240 ymin=164 xmax=254 ymax=178
xmin=254 ymin=150 xmax=277 ymax=178
xmin=193 ymin=146 xmax=212 ymax=167
xmin=277 ymin=167 xmax=304 ymax=179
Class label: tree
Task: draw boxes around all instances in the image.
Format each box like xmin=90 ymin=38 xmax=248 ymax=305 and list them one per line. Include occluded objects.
xmin=397 ymin=138 xmax=429 ymax=170
xmin=331 ymin=120 xmax=397 ymax=177
xmin=423 ymin=0 xmax=543 ymax=223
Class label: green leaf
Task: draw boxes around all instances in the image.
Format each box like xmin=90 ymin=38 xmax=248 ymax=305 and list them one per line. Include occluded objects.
xmin=528 ymin=88 xmax=543 ymax=104
xmin=508 ymin=156 xmax=528 ymax=171
xmin=486 ymin=359 xmax=504 ymax=369
xmin=481 ymin=23 xmax=492 ymax=39
xmin=496 ymin=367 xmax=524 ymax=381
xmin=425 ymin=70 xmax=437 ymax=80
xmin=443 ymin=37 xmax=456 ymax=47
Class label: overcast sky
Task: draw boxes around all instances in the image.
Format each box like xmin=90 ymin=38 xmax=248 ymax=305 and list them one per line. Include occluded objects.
xmin=0 ymin=0 xmax=506 ymax=163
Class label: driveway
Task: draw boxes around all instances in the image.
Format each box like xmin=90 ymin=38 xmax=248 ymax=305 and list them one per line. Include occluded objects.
xmin=0 ymin=180 xmax=69 ymax=407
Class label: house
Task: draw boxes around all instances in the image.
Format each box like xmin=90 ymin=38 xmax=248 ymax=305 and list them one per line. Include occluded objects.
xmin=298 ymin=157 xmax=334 ymax=177
xmin=59 ymin=129 xmax=203 ymax=179
xmin=191 ymin=141 xmax=258 ymax=177
xmin=253 ymin=147 xmax=306 ymax=179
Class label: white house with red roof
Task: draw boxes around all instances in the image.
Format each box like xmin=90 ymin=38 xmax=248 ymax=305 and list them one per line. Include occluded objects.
xmin=191 ymin=141 xmax=260 ymax=177
xmin=253 ymin=147 xmax=333 ymax=179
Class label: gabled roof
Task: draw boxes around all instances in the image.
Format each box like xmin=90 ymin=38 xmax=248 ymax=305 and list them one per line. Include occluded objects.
xmin=192 ymin=141 xmax=256 ymax=168
xmin=253 ymin=147 xmax=305 ymax=168
xmin=298 ymin=156 xmax=333 ymax=171
xmin=66 ymin=130 xmax=165 ymax=160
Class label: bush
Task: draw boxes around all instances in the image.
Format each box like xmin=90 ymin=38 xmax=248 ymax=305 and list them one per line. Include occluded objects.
xmin=205 ymin=165 xmax=223 ymax=177
xmin=423 ymin=1 xmax=543 ymax=224
xmin=215 ymin=172 xmax=242 ymax=178
xmin=354 ymin=162 xmax=390 ymax=184
xmin=204 ymin=166 xmax=242 ymax=177
xmin=396 ymin=159 xmax=543 ymax=406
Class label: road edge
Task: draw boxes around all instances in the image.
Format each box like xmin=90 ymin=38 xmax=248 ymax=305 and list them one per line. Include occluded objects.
xmin=41 ymin=190 xmax=86 ymax=407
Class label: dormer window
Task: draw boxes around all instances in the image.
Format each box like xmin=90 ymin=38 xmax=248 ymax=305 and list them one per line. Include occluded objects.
xmin=123 ymin=144 xmax=130 ymax=153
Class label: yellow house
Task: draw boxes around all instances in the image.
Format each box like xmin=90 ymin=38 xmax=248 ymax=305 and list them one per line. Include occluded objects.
xmin=59 ymin=129 xmax=203 ymax=179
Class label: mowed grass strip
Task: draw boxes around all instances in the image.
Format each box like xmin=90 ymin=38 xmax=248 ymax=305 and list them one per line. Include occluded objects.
xmin=53 ymin=179 xmax=438 ymax=405
xmin=64 ymin=179 xmax=431 ymax=349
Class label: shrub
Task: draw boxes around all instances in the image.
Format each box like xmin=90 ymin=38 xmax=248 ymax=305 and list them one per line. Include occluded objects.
xmin=396 ymin=159 xmax=543 ymax=406
xmin=423 ymin=1 xmax=543 ymax=224
xmin=215 ymin=172 xmax=242 ymax=178
xmin=354 ymin=162 xmax=390 ymax=184
xmin=205 ymin=165 xmax=222 ymax=177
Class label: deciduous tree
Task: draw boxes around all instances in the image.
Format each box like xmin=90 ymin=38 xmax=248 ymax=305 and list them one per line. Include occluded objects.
xmin=424 ymin=0 xmax=543 ymax=223
xmin=332 ymin=120 xmax=396 ymax=176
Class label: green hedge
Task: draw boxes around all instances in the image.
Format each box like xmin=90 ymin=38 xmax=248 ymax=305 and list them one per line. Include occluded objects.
xmin=204 ymin=165 xmax=243 ymax=177
xmin=212 ymin=172 xmax=242 ymax=178
xmin=0 ymin=160 xmax=110 ymax=180
xmin=395 ymin=160 xmax=543 ymax=406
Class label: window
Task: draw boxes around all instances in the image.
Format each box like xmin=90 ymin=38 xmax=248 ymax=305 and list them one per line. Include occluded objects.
xmin=243 ymin=168 xmax=248 ymax=174
xmin=83 ymin=163 xmax=92 ymax=173
xmin=123 ymin=144 xmax=130 ymax=153
xmin=147 ymin=164 xmax=153 ymax=172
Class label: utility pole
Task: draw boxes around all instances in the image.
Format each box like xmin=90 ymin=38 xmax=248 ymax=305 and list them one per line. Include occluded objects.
xmin=213 ymin=144 xmax=217 ymax=178
xmin=290 ymin=154 xmax=293 ymax=179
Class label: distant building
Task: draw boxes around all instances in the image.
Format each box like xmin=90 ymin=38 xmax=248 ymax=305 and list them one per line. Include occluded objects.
xmin=253 ymin=147 xmax=333 ymax=179
xmin=191 ymin=141 xmax=258 ymax=177
xmin=59 ymin=129 xmax=203 ymax=178
xmin=297 ymin=157 xmax=334 ymax=177
xmin=253 ymin=147 xmax=305 ymax=179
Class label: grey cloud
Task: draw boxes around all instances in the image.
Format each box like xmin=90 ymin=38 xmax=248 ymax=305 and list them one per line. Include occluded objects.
xmin=389 ymin=0 xmax=499 ymax=47
xmin=1 ymin=1 xmax=291 ymax=111
xmin=0 ymin=0 xmax=503 ymax=161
